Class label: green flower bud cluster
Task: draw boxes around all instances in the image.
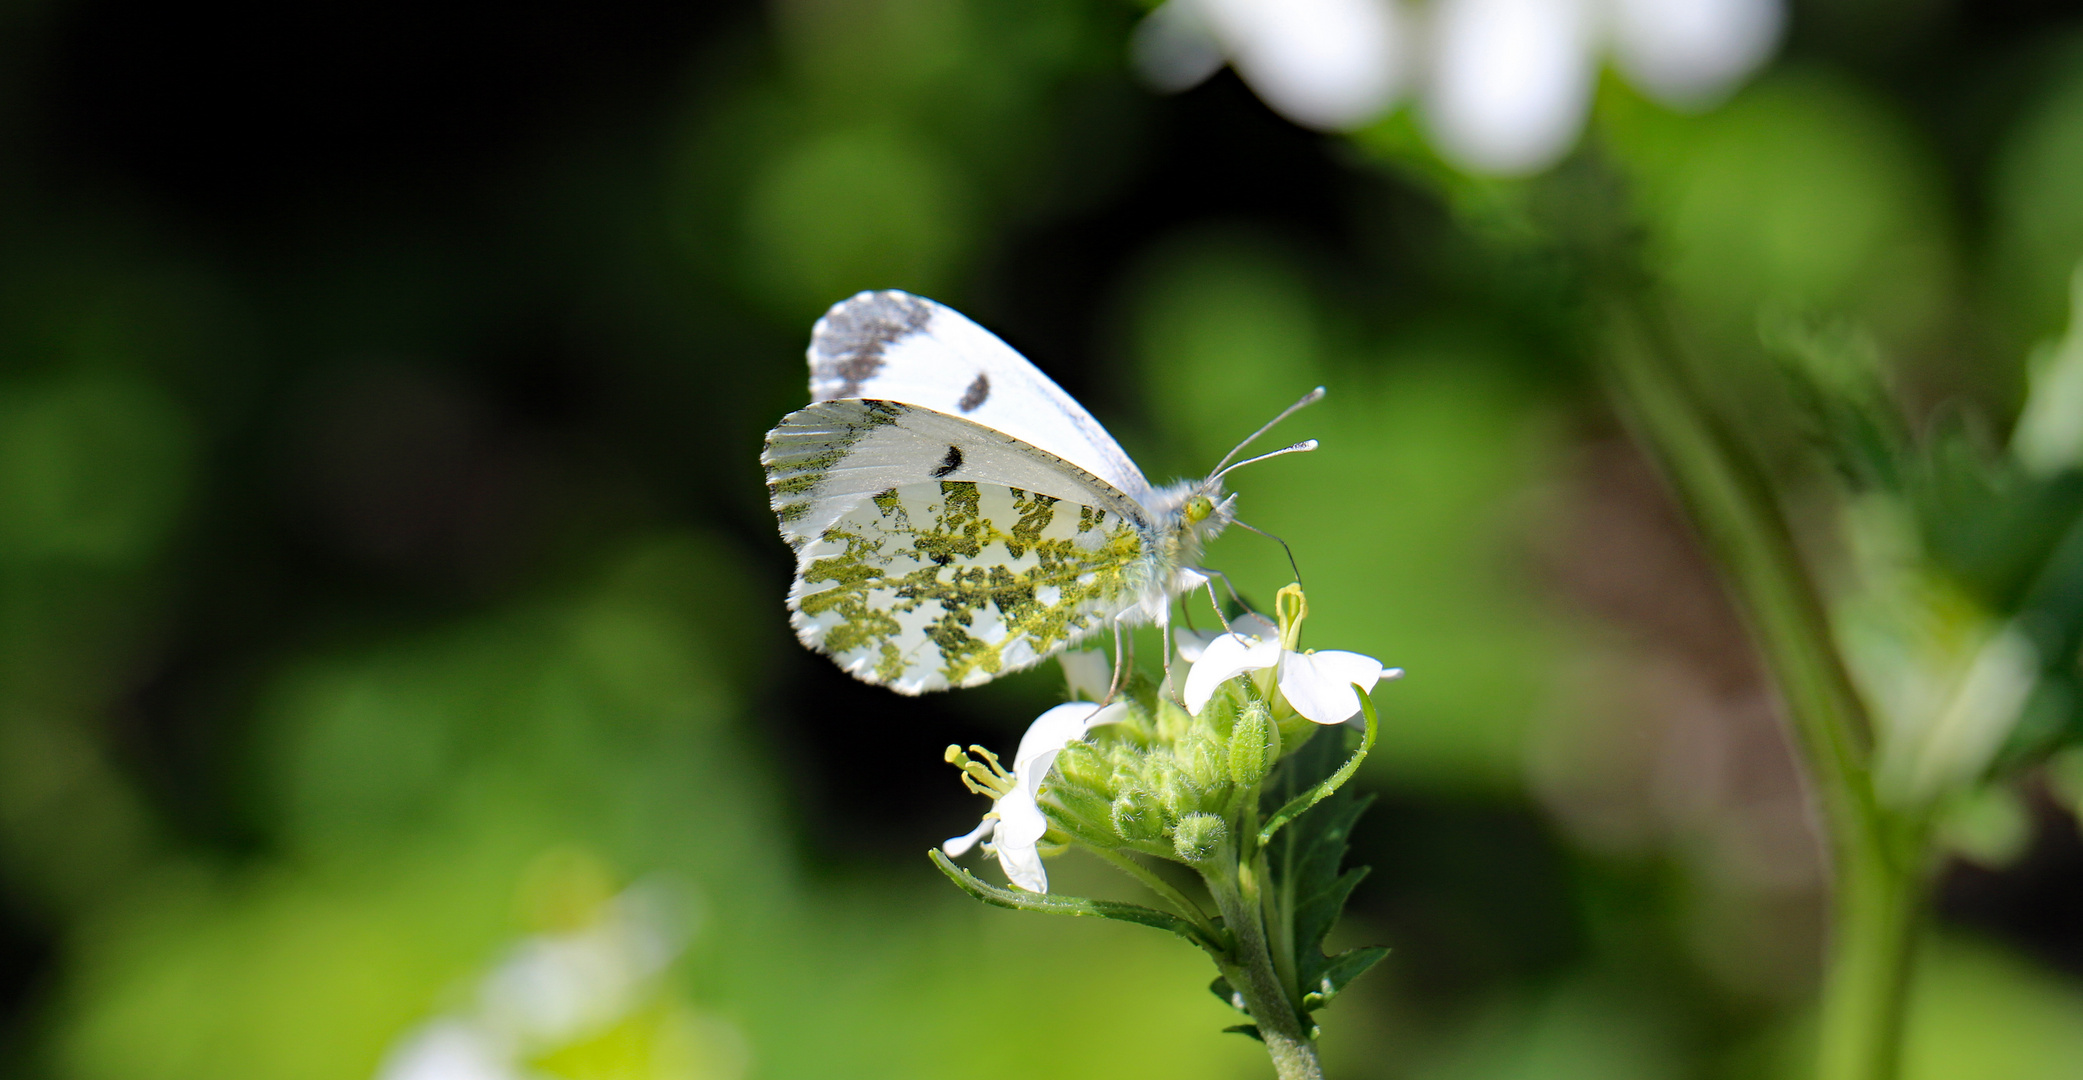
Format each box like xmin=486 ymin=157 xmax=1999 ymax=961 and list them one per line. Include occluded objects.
xmin=1039 ymin=678 xmax=1284 ymax=867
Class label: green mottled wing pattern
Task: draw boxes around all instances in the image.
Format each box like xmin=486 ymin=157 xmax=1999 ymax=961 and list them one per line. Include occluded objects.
xmin=787 ymin=480 xmax=1147 ymax=694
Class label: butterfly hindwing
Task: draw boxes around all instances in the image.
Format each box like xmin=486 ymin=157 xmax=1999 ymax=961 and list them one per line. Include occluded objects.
xmin=807 ymin=291 xmax=1153 ymax=502
xmin=788 ymin=480 xmax=1148 ymax=694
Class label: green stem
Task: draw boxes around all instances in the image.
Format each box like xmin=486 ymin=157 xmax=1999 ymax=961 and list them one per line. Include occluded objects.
xmin=1818 ymin=831 xmax=1924 ymax=1080
xmin=1209 ymin=849 xmax=1323 ymax=1080
xmin=1598 ymin=293 xmax=1921 ymax=1080
xmin=1082 ymin=843 xmax=1225 ymax=944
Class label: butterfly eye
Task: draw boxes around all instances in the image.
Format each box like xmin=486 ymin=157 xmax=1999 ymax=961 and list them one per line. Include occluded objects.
xmin=1184 ymin=494 xmax=1214 ymax=525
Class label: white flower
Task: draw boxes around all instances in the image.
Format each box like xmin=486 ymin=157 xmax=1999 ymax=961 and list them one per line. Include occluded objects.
xmin=1135 ymin=0 xmax=1783 ymax=175
xmin=943 ymin=702 xmax=1128 ymax=892
xmin=1133 ymin=0 xmax=1408 ymax=131
xmin=1181 ymin=619 xmax=1400 ymax=725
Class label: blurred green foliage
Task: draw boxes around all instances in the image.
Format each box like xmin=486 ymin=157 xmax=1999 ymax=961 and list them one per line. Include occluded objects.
xmin=0 ymin=2 xmax=2080 ymax=1080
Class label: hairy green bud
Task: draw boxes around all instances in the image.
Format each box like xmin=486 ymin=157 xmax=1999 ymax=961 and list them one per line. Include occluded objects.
xmin=1181 ymin=735 xmax=1226 ymax=793
xmin=1227 ymin=700 xmax=1278 ymax=786
xmin=1110 ymin=789 xmax=1167 ymax=843
xmin=1171 ymin=812 xmax=1228 ymax=863
xmin=1053 ymin=742 xmax=1111 ymax=791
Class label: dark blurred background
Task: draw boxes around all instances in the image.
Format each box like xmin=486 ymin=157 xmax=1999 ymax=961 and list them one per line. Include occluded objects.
xmin=2 ymin=0 xmax=2082 ymax=1077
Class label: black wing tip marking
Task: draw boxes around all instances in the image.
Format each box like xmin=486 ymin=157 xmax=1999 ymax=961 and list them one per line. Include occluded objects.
xmin=810 ymin=291 xmax=935 ymax=399
xmin=930 ymin=444 xmax=964 ymax=478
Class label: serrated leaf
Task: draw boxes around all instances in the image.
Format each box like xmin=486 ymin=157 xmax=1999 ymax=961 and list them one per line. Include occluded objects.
xmin=1223 ymin=1024 xmax=1264 ymax=1043
xmin=1209 ymin=976 xmax=1250 ymax=1014
xmin=1292 ymin=864 xmax=1371 ymax=976
xmin=1306 ymin=946 xmax=1389 ymax=1009
xmin=1262 ymin=694 xmax=1389 ymax=1015
xmin=929 ymin=850 xmax=1224 ymax=954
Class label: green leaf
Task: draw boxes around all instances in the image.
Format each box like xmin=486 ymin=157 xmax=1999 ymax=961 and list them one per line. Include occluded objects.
xmin=1223 ymin=1024 xmax=1264 ymax=1043
xmin=1257 ymin=689 xmax=1376 ymax=849
xmin=928 ymin=850 xmax=1224 ymax=953
xmin=1209 ymin=975 xmax=1249 ymax=1014
xmin=1261 ymin=693 xmax=1388 ymax=1017
xmin=1299 ymin=946 xmax=1390 ymax=1011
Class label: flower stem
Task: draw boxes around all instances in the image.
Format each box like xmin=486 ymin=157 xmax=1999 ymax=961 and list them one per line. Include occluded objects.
xmin=1598 ymin=287 xmax=1922 ymax=1080
xmin=1081 ymin=843 xmax=1225 ymax=943
xmin=1210 ymin=851 xmax=1323 ymax=1080
xmin=1818 ymin=823 xmax=1925 ymax=1080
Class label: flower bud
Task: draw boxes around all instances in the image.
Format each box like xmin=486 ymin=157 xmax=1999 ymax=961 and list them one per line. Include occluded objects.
xmin=1227 ymin=700 xmax=1278 ymax=786
xmin=1046 ymin=784 xmax=1123 ymax=846
xmin=1171 ymin=812 xmax=1228 ymax=863
xmin=1181 ymin=734 xmax=1226 ymax=793
xmin=1053 ymin=742 xmax=1111 ymax=791
xmin=1110 ymin=789 xmax=1167 ymax=843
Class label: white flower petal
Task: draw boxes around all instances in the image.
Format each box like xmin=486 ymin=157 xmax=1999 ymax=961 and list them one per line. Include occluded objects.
xmin=1058 ymin=649 xmax=1112 ymax=703
xmin=1236 ymin=613 xmax=1279 ymax=639
xmin=1610 ymin=0 xmax=1782 ymax=108
xmin=1424 ymin=0 xmax=1596 ymax=175
xmin=1132 ymin=0 xmax=1229 ymax=94
xmin=1277 ymin=649 xmax=1385 ymax=725
xmin=996 ymin=831 xmax=1051 ymax=893
xmin=1183 ymin=633 xmax=1282 ymax=714
xmin=994 ymin=786 xmax=1050 ymax=848
xmin=942 ymin=816 xmax=995 ymax=858
xmin=1014 ymin=702 xmax=1104 ymax=772
xmin=1176 ymin=627 xmax=1216 ymax=664
xmin=1206 ymin=0 xmax=1406 ymax=131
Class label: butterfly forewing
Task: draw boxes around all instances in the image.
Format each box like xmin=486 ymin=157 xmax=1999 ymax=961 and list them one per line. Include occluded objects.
xmin=788 ymin=480 xmax=1146 ymax=693
xmin=807 ymin=291 xmax=1152 ymax=502
xmin=764 ymin=398 xmax=1148 ymax=546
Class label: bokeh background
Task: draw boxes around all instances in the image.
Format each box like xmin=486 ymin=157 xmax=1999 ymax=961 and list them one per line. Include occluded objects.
xmin=1 ymin=0 xmax=2081 ymax=1077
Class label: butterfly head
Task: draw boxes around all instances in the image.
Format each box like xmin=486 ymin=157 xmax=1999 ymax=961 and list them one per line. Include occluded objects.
xmin=1152 ymin=478 xmax=1237 ymax=550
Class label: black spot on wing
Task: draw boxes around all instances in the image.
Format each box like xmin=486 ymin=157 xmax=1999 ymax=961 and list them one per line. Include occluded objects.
xmin=958 ymin=372 xmax=990 ymax=412
xmin=811 ymin=292 xmax=934 ymax=399
xmin=931 ymin=444 xmax=963 ymax=478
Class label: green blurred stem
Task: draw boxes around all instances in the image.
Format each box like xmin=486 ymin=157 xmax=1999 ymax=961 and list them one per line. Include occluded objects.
xmin=1818 ymin=830 xmax=1923 ymax=1080
xmin=1600 ymin=295 xmax=1921 ymax=1080
xmin=1209 ymin=846 xmax=1323 ymax=1080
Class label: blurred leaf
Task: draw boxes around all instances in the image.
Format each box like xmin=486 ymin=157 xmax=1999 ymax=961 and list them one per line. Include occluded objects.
xmin=1991 ymin=40 xmax=2083 ymax=348
xmin=1607 ymin=69 xmax=1950 ymax=345
xmin=0 ymin=371 xmax=192 ymax=567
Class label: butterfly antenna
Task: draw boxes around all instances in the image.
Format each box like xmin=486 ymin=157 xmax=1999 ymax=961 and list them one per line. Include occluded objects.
xmin=1207 ymin=386 xmax=1326 ymax=478
xmin=1210 ymin=439 xmax=1318 ymax=483
xmin=1233 ymin=519 xmax=1303 ymax=585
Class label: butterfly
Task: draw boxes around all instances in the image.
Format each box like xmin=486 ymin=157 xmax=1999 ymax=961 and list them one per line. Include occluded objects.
xmin=762 ymin=290 xmax=1318 ymax=695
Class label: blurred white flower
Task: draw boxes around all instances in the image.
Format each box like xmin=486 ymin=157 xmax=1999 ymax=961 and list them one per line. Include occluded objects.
xmin=1607 ymin=0 xmax=1784 ymax=107
xmin=1181 ymin=618 xmax=1399 ymax=725
xmin=374 ymin=882 xmax=709 ymax=1080
xmin=943 ymin=702 xmax=1127 ymax=892
xmin=1136 ymin=0 xmax=1784 ymax=174
xmin=1425 ymin=0 xmax=1597 ymax=174
xmin=1134 ymin=0 xmax=1409 ymax=131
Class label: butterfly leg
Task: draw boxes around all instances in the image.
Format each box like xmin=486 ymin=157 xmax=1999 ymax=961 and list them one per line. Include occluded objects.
xmin=1104 ymin=620 xmax=1129 ymax=704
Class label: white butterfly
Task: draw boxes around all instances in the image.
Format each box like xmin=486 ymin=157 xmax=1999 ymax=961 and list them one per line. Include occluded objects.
xmin=762 ymin=290 xmax=1318 ymax=694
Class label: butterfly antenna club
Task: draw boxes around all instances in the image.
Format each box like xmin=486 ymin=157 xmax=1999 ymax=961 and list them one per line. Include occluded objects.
xmin=1207 ymin=386 xmax=1326 ymax=478
xmin=1210 ymin=439 xmax=1318 ymax=482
